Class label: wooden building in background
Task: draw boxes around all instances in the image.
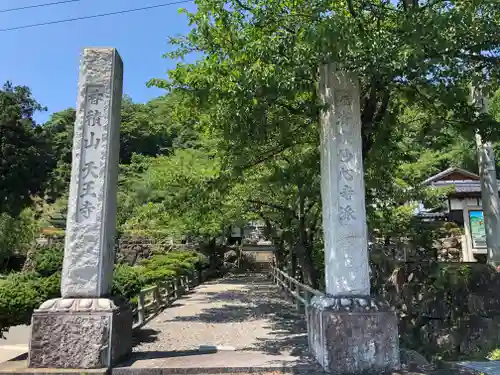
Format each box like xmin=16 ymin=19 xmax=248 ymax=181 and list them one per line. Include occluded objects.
xmin=419 ymin=167 xmax=500 ymax=262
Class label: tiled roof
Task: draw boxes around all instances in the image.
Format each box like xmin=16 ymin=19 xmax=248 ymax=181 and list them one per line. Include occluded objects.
xmin=421 ymin=167 xmax=480 ymax=185
xmin=431 ymin=180 xmax=500 ymax=193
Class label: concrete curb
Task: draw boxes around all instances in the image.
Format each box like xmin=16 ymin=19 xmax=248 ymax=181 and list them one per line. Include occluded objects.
xmin=112 ymin=364 xmax=324 ymax=375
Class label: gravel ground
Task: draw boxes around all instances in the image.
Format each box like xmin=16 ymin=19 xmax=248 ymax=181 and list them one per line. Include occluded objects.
xmin=132 ymin=273 xmax=309 ymax=357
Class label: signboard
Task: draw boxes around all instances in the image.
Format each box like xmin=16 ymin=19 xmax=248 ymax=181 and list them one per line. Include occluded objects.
xmin=469 ymin=210 xmax=487 ymax=248
xmin=231 ymin=227 xmax=242 ymax=238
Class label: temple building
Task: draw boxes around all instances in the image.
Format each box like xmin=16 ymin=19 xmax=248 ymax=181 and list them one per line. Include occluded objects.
xmin=418 ymin=167 xmax=500 ymax=262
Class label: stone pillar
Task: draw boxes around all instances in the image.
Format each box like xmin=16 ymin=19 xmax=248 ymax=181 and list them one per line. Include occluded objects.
xmin=307 ymin=64 xmax=400 ymax=374
xmin=476 ymin=134 xmax=500 ymax=267
xmin=28 ymin=48 xmax=132 ymax=369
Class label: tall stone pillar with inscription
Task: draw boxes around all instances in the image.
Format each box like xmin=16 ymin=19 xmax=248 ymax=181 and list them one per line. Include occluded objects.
xmin=307 ymin=64 xmax=400 ymax=374
xmin=28 ymin=48 xmax=132 ymax=369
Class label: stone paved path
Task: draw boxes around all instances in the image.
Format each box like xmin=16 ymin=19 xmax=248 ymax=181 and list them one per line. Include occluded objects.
xmin=0 ymin=325 xmax=29 ymax=363
xmin=457 ymin=361 xmax=500 ymax=375
xmin=119 ymin=273 xmax=318 ymax=370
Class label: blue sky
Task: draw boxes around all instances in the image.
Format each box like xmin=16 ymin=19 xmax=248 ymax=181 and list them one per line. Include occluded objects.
xmin=0 ymin=0 xmax=198 ymax=123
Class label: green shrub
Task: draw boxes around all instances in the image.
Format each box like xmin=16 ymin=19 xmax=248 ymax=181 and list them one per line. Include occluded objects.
xmin=0 ymin=249 xmax=208 ymax=337
xmin=112 ymin=264 xmax=146 ymax=299
xmin=488 ymin=348 xmax=500 ymax=360
xmin=112 ymin=251 xmax=204 ymax=296
xmin=138 ymin=251 xmax=202 ymax=283
xmin=33 ymin=245 xmax=64 ymax=277
xmin=0 ymin=273 xmax=46 ymax=336
xmin=142 ymin=268 xmax=177 ymax=285
xmin=39 ymin=272 xmax=61 ymax=299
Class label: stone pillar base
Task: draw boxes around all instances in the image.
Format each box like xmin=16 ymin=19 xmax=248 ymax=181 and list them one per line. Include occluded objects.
xmin=28 ymin=297 xmax=133 ymax=369
xmin=308 ymin=295 xmax=400 ymax=374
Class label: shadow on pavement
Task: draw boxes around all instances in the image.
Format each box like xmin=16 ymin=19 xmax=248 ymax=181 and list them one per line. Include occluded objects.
xmin=119 ymin=274 xmax=325 ymax=372
xmin=163 ymin=274 xmax=311 ymax=361
xmin=132 ymin=328 xmax=160 ymax=348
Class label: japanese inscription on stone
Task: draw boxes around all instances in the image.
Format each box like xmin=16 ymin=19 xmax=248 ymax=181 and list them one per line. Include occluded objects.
xmin=77 ymin=85 xmax=105 ymax=222
xmin=337 ymin=94 xmax=356 ymax=223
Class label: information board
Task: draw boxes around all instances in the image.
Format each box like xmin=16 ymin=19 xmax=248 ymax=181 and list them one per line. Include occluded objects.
xmin=469 ymin=210 xmax=487 ymax=248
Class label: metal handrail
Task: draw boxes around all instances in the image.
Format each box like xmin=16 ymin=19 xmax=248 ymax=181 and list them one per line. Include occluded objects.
xmin=270 ymin=266 xmax=323 ymax=310
xmin=132 ymin=268 xmax=213 ymax=329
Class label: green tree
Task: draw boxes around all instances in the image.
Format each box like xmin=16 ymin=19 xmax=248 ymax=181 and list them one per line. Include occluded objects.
xmin=42 ymin=108 xmax=75 ymax=201
xmin=154 ymin=0 xmax=499 ymax=164
xmin=146 ymin=0 xmax=499 ymax=285
xmin=39 ymin=92 xmax=201 ymax=204
xmin=121 ymin=144 xmax=230 ymax=239
xmin=120 ymin=93 xmax=200 ymax=164
xmin=0 ymin=208 xmax=39 ymax=271
xmin=0 ymin=82 xmax=50 ymax=216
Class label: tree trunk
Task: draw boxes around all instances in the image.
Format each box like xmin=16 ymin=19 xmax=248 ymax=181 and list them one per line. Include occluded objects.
xmin=290 ymin=251 xmax=297 ymax=279
xmin=274 ymin=234 xmax=286 ymax=269
xmin=296 ymin=184 xmax=319 ymax=289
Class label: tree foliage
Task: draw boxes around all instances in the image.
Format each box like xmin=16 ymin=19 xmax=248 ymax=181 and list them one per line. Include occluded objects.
xmin=0 ymin=82 xmax=50 ymax=216
xmin=1 ymin=0 xmax=500 ymax=288
xmin=144 ymin=0 xmax=500 ymax=283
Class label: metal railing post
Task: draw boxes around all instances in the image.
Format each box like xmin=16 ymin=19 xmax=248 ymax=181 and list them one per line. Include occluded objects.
xmin=304 ymin=290 xmax=310 ymax=320
xmin=270 ymin=265 xmax=323 ymax=314
xmin=138 ymin=292 xmax=145 ymax=325
xmin=154 ymin=286 xmax=162 ymax=312
xmin=295 ymin=285 xmax=301 ymax=310
xmin=178 ymin=277 xmax=183 ymax=295
xmin=172 ymin=279 xmax=177 ymax=300
xmin=132 ymin=270 xmax=213 ymax=329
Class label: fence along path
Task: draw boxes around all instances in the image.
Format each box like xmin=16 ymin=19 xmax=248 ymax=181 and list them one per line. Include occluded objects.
xmin=115 ymin=272 xmax=323 ymax=373
xmin=127 ymin=267 xmax=500 ymax=375
xmin=133 ymin=268 xmax=213 ymax=329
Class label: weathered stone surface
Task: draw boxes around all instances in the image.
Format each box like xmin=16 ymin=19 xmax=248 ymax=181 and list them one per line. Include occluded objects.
xmin=116 ymin=236 xmax=155 ymax=265
xmin=441 ymin=237 xmax=459 ymax=249
xmin=310 ymin=294 xmax=393 ymax=313
xmin=418 ymin=315 xmax=500 ymax=359
xmin=400 ymin=348 xmax=431 ymax=372
xmin=29 ymin=313 xmax=108 ymax=368
xmin=36 ymin=297 xmax=121 ymax=312
xmin=434 ymin=236 xmax=463 ymax=262
xmin=318 ymin=64 xmax=370 ymax=296
xmin=28 ymin=298 xmax=132 ymax=369
xmin=308 ymin=297 xmax=400 ymax=374
xmin=316 ymin=65 xmax=400 ymax=373
xmin=61 ymin=48 xmax=123 ymax=298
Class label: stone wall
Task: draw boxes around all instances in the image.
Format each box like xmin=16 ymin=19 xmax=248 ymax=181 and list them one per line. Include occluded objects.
xmin=114 ymin=236 xmax=184 ymax=265
xmin=26 ymin=235 xmax=173 ymax=270
xmin=384 ymin=262 xmax=500 ymax=360
xmin=434 ymin=235 xmax=463 ymax=262
xmin=115 ymin=236 xmax=156 ymax=265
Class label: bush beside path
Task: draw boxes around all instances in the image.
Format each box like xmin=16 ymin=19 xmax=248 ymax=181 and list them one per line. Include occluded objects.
xmin=0 ymin=246 xmax=210 ymax=338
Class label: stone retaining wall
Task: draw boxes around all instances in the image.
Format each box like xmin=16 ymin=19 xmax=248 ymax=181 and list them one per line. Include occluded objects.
xmin=434 ymin=236 xmax=463 ymax=262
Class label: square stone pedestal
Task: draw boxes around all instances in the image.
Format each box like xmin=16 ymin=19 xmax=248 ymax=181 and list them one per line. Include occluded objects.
xmin=308 ymin=295 xmax=400 ymax=374
xmin=28 ymin=297 xmax=133 ymax=369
